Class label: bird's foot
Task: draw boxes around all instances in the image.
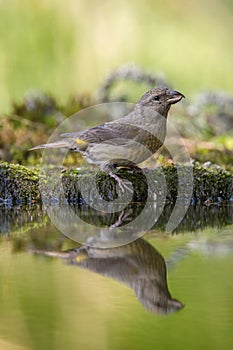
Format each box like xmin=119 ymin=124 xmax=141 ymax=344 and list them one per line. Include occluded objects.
xmin=101 ymin=162 xmax=134 ymax=193
xmin=109 ymin=209 xmax=132 ymax=229
xmin=109 ymin=172 xmax=133 ymax=193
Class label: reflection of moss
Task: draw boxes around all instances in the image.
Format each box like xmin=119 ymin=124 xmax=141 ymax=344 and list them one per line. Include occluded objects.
xmin=11 ymin=224 xmax=71 ymax=254
xmin=154 ymin=204 xmax=233 ymax=233
xmin=1 ymin=203 xmax=232 ymax=255
xmin=0 ymin=161 xmax=232 ymax=204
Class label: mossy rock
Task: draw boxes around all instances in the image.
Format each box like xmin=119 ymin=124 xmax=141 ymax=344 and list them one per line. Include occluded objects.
xmin=0 ymin=162 xmax=40 ymax=204
xmin=0 ymin=161 xmax=232 ymax=205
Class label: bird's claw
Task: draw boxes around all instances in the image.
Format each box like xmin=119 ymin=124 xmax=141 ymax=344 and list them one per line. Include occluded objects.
xmin=118 ymin=179 xmax=133 ymax=193
xmin=110 ymin=173 xmax=133 ymax=193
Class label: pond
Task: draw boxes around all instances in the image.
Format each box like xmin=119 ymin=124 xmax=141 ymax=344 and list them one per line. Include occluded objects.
xmin=0 ymin=203 xmax=232 ymax=350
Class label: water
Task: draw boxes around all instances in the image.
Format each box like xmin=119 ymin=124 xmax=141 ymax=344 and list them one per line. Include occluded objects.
xmin=0 ymin=203 xmax=232 ymax=350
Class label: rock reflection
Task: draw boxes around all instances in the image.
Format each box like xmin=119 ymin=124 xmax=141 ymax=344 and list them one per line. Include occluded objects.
xmin=43 ymin=198 xmax=165 ymax=247
xmin=1 ymin=202 xmax=232 ymax=236
xmin=65 ymin=238 xmax=183 ymax=314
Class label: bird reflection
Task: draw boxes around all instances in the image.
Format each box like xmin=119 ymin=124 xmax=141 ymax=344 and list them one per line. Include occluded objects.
xmin=28 ymin=201 xmax=183 ymax=314
xmin=66 ymin=238 xmax=184 ymax=315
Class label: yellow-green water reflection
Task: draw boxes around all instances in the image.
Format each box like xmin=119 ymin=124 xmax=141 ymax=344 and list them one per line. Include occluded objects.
xmin=0 ymin=220 xmax=232 ymax=350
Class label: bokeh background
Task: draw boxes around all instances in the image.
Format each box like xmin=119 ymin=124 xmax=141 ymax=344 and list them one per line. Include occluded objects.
xmin=1 ymin=0 xmax=233 ymax=112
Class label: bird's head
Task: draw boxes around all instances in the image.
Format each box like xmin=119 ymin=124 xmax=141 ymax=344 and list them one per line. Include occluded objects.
xmin=137 ymin=87 xmax=185 ymax=117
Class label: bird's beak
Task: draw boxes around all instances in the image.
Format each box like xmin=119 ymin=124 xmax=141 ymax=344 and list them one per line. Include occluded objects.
xmin=167 ymin=90 xmax=185 ymax=104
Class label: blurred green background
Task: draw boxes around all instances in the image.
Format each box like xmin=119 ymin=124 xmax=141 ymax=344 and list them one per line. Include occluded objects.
xmin=1 ymin=0 xmax=233 ymax=113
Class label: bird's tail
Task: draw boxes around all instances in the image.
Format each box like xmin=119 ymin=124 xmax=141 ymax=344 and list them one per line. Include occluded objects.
xmin=29 ymin=139 xmax=73 ymax=151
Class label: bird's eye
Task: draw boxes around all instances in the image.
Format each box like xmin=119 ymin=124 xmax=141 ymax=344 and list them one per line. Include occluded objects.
xmin=153 ymin=96 xmax=160 ymax=101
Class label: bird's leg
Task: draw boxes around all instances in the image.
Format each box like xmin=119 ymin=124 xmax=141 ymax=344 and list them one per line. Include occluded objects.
xmin=101 ymin=161 xmax=133 ymax=192
xmin=109 ymin=208 xmax=133 ymax=229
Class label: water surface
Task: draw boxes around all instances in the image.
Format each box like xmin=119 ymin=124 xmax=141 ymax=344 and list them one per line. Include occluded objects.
xmin=0 ymin=204 xmax=232 ymax=350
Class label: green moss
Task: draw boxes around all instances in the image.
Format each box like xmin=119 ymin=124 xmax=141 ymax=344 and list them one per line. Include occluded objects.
xmin=192 ymin=163 xmax=233 ymax=203
xmin=0 ymin=162 xmax=232 ymax=204
xmin=0 ymin=161 xmax=40 ymax=202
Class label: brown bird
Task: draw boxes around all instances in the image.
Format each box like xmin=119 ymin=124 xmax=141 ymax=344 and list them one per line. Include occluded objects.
xmin=30 ymin=87 xmax=185 ymax=190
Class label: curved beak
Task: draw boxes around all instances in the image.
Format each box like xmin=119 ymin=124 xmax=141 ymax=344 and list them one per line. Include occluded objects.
xmin=167 ymin=90 xmax=185 ymax=104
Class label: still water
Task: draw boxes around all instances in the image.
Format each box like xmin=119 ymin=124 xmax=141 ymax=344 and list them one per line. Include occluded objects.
xmin=0 ymin=203 xmax=232 ymax=350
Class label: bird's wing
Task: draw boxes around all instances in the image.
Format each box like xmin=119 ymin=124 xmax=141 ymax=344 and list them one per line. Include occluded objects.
xmin=61 ymin=121 xmax=141 ymax=144
xmin=29 ymin=123 xmax=141 ymax=152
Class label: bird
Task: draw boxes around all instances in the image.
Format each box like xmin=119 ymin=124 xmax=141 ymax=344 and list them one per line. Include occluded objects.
xmin=32 ymin=237 xmax=183 ymax=314
xmin=30 ymin=87 xmax=185 ymax=191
